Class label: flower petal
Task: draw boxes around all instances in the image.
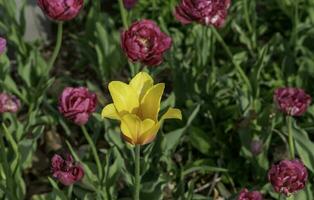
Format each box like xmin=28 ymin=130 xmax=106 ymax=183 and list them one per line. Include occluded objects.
xmin=138 ymin=123 xmax=160 ymax=145
xmin=139 ymin=83 xmax=165 ymax=121
xmin=108 ymin=81 xmax=139 ymax=114
xmin=101 ymin=103 xmax=120 ymax=120
xmin=161 ymin=108 xmax=182 ymax=121
xmin=129 ymin=72 xmax=154 ymax=101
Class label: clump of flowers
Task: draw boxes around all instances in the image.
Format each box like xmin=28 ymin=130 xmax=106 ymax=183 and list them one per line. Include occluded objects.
xmin=102 ymin=72 xmax=182 ymax=145
xmin=51 ymin=154 xmax=84 ymax=186
xmin=0 ymin=93 xmax=21 ymax=113
xmin=174 ymin=0 xmax=231 ymax=27
xmin=58 ymin=87 xmax=97 ymax=125
xmin=121 ymin=19 xmax=172 ymax=66
xmin=274 ymin=87 xmax=311 ymax=116
xmin=268 ymin=159 xmax=308 ymax=196
xmin=123 ymin=0 xmax=138 ymax=10
xmin=237 ymin=188 xmax=263 ymax=200
xmin=37 ymin=0 xmax=84 ymax=21
xmin=0 ymin=37 xmax=6 ymax=55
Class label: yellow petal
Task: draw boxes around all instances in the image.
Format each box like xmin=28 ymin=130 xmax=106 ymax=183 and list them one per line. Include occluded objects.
xmin=120 ymin=114 xmax=155 ymax=145
xmin=138 ymin=123 xmax=160 ymax=145
xmin=139 ymin=83 xmax=165 ymax=121
xmin=161 ymin=108 xmax=182 ymax=121
xmin=129 ymin=72 xmax=154 ymax=101
xmin=108 ymin=81 xmax=139 ymax=114
xmin=101 ymin=103 xmax=120 ymax=120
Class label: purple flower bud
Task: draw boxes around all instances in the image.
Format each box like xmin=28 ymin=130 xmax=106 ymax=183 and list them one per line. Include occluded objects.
xmin=274 ymin=88 xmax=311 ymax=116
xmin=237 ymin=188 xmax=263 ymax=200
xmin=58 ymin=87 xmax=97 ymax=125
xmin=268 ymin=159 xmax=308 ymax=196
xmin=51 ymin=154 xmax=84 ymax=186
xmin=37 ymin=0 xmax=84 ymax=21
xmin=174 ymin=0 xmax=231 ymax=28
xmin=0 ymin=93 xmax=21 ymax=113
xmin=250 ymin=139 xmax=263 ymax=156
xmin=121 ymin=19 xmax=172 ymax=66
xmin=123 ymin=0 xmax=138 ymax=10
xmin=0 ymin=37 xmax=6 ymax=55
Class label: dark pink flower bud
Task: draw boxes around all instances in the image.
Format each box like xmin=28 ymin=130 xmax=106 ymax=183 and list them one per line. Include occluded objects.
xmin=250 ymin=139 xmax=263 ymax=156
xmin=123 ymin=0 xmax=138 ymax=10
xmin=121 ymin=19 xmax=172 ymax=66
xmin=58 ymin=87 xmax=97 ymax=125
xmin=51 ymin=154 xmax=84 ymax=186
xmin=174 ymin=0 xmax=231 ymax=28
xmin=37 ymin=0 xmax=84 ymax=21
xmin=0 ymin=37 xmax=6 ymax=54
xmin=0 ymin=93 xmax=21 ymax=113
xmin=237 ymin=188 xmax=263 ymax=200
xmin=274 ymin=88 xmax=311 ymax=116
xmin=268 ymin=159 xmax=308 ymax=196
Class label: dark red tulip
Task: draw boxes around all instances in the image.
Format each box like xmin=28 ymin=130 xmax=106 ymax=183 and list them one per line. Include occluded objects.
xmin=174 ymin=0 xmax=231 ymax=27
xmin=121 ymin=19 xmax=172 ymax=66
xmin=0 ymin=37 xmax=6 ymax=54
xmin=0 ymin=93 xmax=21 ymax=113
xmin=123 ymin=0 xmax=138 ymax=10
xmin=237 ymin=188 xmax=263 ymax=200
xmin=268 ymin=159 xmax=308 ymax=196
xmin=250 ymin=139 xmax=263 ymax=156
xmin=58 ymin=87 xmax=97 ymax=125
xmin=37 ymin=0 xmax=84 ymax=21
xmin=274 ymin=88 xmax=311 ymax=116
xmin=51 ymin=154 xmax=84 ymax=186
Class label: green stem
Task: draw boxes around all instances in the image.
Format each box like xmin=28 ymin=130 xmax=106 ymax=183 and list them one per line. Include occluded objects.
xmin=81 ymin=126 xmax=103 ymax=182
xmin=211 ymin=27 xmax=252 ymax=94
xmin=118 ymin=0 xmax=128 ymax=29
xmin=287 ymin=116 xmax=295 ymax=159
xmin=134 ymin=145 xmax=141 ymax=200
xmin=48 ymin=22 xmax=63 ymax=70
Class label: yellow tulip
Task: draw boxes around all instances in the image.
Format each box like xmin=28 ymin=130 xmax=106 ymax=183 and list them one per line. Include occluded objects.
xmin=102 ymin=72 xmax=182 ymax=145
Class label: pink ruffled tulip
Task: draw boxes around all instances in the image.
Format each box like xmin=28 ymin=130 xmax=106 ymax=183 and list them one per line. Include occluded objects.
xmin=237 ymin=188 xmax=263 ymax=200
xmin=268 ymin=159 xmax=308 ymax=196
xmin=51 ymin=154 xmax=84 ymax=186
xmin=274 ymin=87 xmax=311 ymax=116
xmin=37 ymin=0 xmax=84 ymax=21
xmin=0 ymin=93 xmax=21 ymax=113
xmin=0 ymin=37 xmax=6 ymax=55
xmin=174 ymin=0 xmax=231 ymax=27
xmin=121 ymin=19 xmax=172 ymax=66
xmin=58 ymin=87 xmax=97 ymax=125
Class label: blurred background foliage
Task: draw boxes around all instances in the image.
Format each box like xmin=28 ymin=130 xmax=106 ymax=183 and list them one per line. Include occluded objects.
xmin=1 ymin=0 xmax=314 ymax=199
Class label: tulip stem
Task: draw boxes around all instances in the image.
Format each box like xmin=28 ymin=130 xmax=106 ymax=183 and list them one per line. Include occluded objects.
xmin=211 ymin=27 xmax=252 ymax=94
xmin=118 ymin=0 xmax=128 ymax=29
xmin=287 ymin=116 xmax=295 ymax=159
xmin=134 ymin=145 xmax=141 ymax=200
xmin=81 ymin=126 xmax=103 ymax=183
xmin=48 ymin=22 xmax=63 ymax=71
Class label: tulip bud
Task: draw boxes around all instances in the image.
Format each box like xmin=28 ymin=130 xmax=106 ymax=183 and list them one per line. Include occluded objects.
xmin=237 ymin=188 xmax=263 ymax=200
xmin=37 ymin=0 xmax=84 ymax=21
xmin=123 ymin=0 xmax=138 ymax=10
xmin=0 ymin=93 xmax=21 ymax=113
xmin=0 ymin=37 xmax=7 ymax=55
xmin=268 ymin=159 xmax=308 ymax=196
xmin=58 ymin=87 xmax=97 ymax=125
xmin=121 ymin=19 xmax=172 ymax=66
xmin=250 ymin=139 xmax=263 ymax=156
xmin=174 ymin=0 xmax=231 ymax=27
xmin=274 ymin=88 xmax=311 ymax=116
xmin=51 ymin=154 xmax=84 ymax=186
